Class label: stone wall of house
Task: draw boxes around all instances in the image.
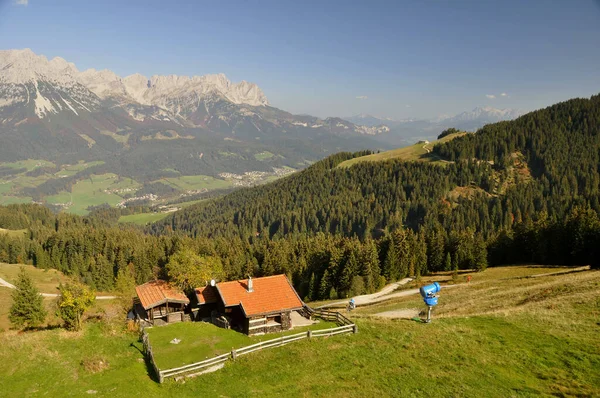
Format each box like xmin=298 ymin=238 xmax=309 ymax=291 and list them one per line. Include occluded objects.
xmin=282 ymin=311 xmax=292 ymax=330
xmin=167 ymin=312 xmax=184 ymax=323
xmin=246 ymin=311 xmax=293 ymax=335
xmin=247 ymin=316 xmax=267 ymax=336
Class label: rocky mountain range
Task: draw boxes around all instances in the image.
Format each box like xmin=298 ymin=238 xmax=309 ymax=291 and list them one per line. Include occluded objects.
xmin=0 ymin=49 xmax=389 ymax=193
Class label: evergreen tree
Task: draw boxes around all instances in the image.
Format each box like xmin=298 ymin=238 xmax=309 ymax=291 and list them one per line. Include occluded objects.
xmin=9 ymin=267 xmax=46 ymax=329
xmin=473 ymin=235 xmax=488 ymax=271
xmin=319 ymin=270 xmax=330 ymax=299
xmin=306 ymin=272 xmax=316 ymax=301
xmin=382 ymin=235 xmax=399 ymax=281
xmin=115 ymin=264 xmax=136 ymax=314
xmin=444 ymin=252 xmax=452 ymax=272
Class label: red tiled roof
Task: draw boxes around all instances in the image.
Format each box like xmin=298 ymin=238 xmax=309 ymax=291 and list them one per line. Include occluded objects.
xmin=194 ymin=285 xmax=218 ymax=304
xmin=215 ymin=274 xmax=303 ymax=317
xmin=135 ymin=280 xmax=189 ymax=310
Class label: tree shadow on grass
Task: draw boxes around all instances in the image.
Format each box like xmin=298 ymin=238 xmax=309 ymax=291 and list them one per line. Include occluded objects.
xmin=22 ymin=323 xmax=63 ymax=332
xmin=130 ymin=342 xmax=161 ymax=383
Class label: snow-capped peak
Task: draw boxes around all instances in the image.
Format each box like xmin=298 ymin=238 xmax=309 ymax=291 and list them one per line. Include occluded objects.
xmin=0 ymin=49 xmax=269 ymax=109
xmin=447 ymin=106 xmax=523 ymax=122
xmin=79 ymin=68 xmax=268 ymax=107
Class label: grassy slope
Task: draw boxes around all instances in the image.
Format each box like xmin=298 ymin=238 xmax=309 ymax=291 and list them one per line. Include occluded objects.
xmin=0 ymin=263 xmax=71 ymax=294
xmin=148 ymin=320 xmax=338 ymax=369
xmin=158 ymin=175 xmax=232 ymax=192
xmin=46 ymin=173 xmax=140 ymax=215
xmin=338 ymin=132 xmax=466 ymax=168
xmin=0 ymin=263 xmax=72 ymax=330
xmin=118 ymin=212 xmax=171 ymax=225
xmin=0 ymin=228 xmax=27 ymax=238
xmin=117 ymin=199 xmax=207 ymax=225
xmin=0 ymin=160 xmax=101 ymax=205
xmin=0 ymin=266 xmax=598 ymax=397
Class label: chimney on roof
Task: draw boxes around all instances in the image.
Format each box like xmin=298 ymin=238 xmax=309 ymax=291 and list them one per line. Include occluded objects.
xmin=247 ymin=276 xmax=253 ymax=293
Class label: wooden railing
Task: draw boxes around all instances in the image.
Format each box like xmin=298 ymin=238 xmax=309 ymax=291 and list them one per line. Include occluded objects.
xmin=139 ymin=326 xmax=163 ymax=383
xmin=306 ymin=307 xmax=354 ymax=326
xmin=146 ymin=306 xmax=356 ymax=382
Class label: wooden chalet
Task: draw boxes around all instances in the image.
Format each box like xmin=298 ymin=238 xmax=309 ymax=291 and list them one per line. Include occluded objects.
xmin=195 ymin=274 xmax=304 ymax=335
xmin=134 ymin=280 xmax=190 ymax=325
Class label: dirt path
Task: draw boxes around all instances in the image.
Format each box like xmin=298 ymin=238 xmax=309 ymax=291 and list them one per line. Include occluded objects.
xmin=0 ymin=276 xmax=15 ymax=289
xmin=375 ymin=308 xmax=420 ymax=319
xmin=317 ymin=277 xmax=414 ymax=309
xmin=0 ymin=276 xmax=116 ymax=299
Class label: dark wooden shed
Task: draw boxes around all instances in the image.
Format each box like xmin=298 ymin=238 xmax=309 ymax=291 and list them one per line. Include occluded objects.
xmin=134 ymin=280 xmax=190 ymax=325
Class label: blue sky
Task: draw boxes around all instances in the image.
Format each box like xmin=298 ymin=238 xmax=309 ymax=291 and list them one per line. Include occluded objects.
xmin=1 ymin=0 xmax=599 ymax=119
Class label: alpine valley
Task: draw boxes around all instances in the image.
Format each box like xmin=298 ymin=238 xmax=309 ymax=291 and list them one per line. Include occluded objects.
xmin=0 ymin=49 xmax=392 ymax=213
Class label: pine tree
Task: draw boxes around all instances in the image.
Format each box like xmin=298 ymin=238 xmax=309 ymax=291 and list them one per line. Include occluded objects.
xmin=9 ymin=267 xmax=46 ymax=329
xmin=382 ymin=236 xmax=399 ymax=281
xmin=306 ymin=272 xmax=316 ymax=301
xmin=319 ymin=270 xmax=330 ymax=300
xmin=473 ymin=235 xmax=488 ymax=271
xmin=444 ymin=252 xmax=452 ymax=271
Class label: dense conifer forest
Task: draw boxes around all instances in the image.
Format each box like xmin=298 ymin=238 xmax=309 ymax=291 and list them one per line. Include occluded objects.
xmin=0 ymin=94 xmax=599 ymax=300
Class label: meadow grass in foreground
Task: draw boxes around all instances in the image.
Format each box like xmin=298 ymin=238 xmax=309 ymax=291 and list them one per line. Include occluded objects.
xmin=147 ymin=319 xmax=338 ymax=369
xmin=0 ymin=269 xmax=598 ymax=397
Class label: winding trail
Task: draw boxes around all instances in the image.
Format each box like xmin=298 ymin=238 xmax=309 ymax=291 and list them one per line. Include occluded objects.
xmin=0 ymin=276 xmax=116 ymax=299
xmin=317 ymin=278 xmax=414 ymax=309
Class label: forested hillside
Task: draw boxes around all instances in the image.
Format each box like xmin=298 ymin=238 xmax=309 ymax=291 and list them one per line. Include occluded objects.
xmin=0 ymin=95 xmax=599 ymax=301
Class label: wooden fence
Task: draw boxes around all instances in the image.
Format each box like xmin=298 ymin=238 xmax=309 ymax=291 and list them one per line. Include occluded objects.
xmin=144 ymin=306 xmax=357 ymax=382
xmin=139 ymin=325 xmax=163 ymax=382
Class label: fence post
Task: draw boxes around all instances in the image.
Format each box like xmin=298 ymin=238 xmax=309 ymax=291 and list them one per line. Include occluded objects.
xmin=353 ymin=324 xmax=358 ymax=334
xmin=231 ymin=349 xmax=237 ymax=360
xmin=307 ymin=330 xmax=312 ymax=339
xmin=281 ymin=335 xmax=284 ymax=346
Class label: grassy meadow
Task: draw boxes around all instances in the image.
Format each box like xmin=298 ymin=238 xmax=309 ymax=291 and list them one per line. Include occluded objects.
xmin=157 ymin=175 xmax=233 ymax=192
xmin=0 ymin=159 xmax=104 ymax=207
xmin=338 ymin=132 xmax=465 ymax=168
xmin=254 ymin=151 xmax=275 ymax=161
xmin=117 ymin=212 xmax=171 ymax=225
xmin=0 ymin=265 xmax=598 ymax=397
xmin=117 ymin=199 xmax=206 ymax=225
xmin=148 ymin=319 xmax=339 ymax=369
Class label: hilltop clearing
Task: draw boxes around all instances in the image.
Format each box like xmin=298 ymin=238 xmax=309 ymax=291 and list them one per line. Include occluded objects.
xmin=337 ymin=132 xmax=466 ymax=168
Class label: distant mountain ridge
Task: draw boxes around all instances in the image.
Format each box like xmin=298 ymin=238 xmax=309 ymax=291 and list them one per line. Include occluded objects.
xmin=0 ymin=48 xmax=268 ymax=108
xmin=346 ymin=107 xmax=523 ymax=130
xmin=0 ymin=48 xmax=391 ymax=136
xmin=346 ymin=106 xmax=524 ymax=146
xmin=0 ymin=49 xmax=390 ymax=167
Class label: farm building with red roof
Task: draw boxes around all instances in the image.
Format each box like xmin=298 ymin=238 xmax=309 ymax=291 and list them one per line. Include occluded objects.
xmin=196 ymin=275 xmax=304 ymax=335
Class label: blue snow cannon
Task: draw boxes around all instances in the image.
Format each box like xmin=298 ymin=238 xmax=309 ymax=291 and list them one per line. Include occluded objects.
xmin=419 ymin=282 xmax=441 ymax=323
